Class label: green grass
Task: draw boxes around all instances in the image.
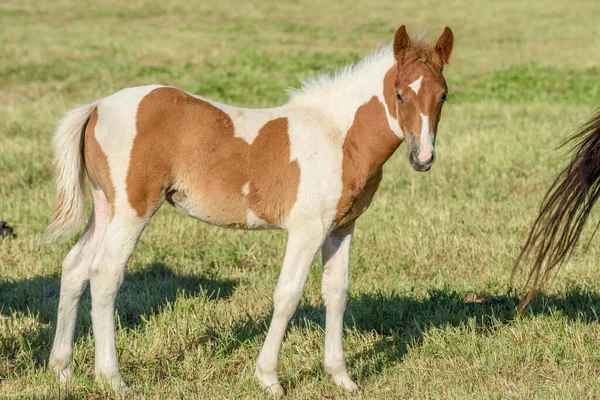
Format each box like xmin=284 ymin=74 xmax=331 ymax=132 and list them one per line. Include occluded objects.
xmin=2 ymin=0 xmax=600 ymax=398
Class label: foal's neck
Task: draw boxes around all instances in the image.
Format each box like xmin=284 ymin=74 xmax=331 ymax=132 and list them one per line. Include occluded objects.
xmin=327 ymin=54 xmax=404 ymax=225
xmin=342 ymin=93 xmax=402 ymax=185
xmin=330 ymin=58 xmax=403 ymax=181
xmin=288 ymin=46 xmax=403 ymax=178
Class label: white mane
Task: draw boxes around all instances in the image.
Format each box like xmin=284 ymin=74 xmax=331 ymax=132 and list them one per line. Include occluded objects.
xmin=286 ymin=44 xmax=396 ymax=137
xmin=288 ymin=43 xmax=394 ymax=105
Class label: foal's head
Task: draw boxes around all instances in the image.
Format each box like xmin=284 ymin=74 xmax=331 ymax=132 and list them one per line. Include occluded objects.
xmin=388 ymin=25 xmax=454 ymax=171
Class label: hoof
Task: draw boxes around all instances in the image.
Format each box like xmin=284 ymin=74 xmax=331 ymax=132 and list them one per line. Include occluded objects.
xmin=255 ymin=367 xmax=284 ymax=397
xmin=330 ymin=371 xmax=358 ymax=392
xmin=48 ymin=355 xmax=72 ymax=383
xmin=95 ymin=373 xmax=129 ymax=392
xmin=52 ymin=367 xmax=72 ymax=383
xmin=334 ymin=374 xmax=358 ymax=392
xmin=263 ymin=382 xmax=285 ymax=397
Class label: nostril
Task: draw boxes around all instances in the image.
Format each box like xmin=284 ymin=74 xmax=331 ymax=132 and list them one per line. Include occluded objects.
xmin=409 ymin=151 xmax=418 ymax=164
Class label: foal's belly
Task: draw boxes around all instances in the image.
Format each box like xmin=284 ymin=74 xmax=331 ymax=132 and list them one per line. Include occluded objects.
xmin=166 ymin=186 xmax=279 ymax=230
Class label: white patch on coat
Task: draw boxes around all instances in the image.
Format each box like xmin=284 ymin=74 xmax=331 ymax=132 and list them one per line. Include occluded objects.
xmin=242 ymin=182 xmax=250 ymax=195
xmin=191 ymin=95 xmax=282 ymax=145
xmin=408 ymin=76 xmax=423 ymax=95
xmin=284 ymin=109 xmax=343 ymax=230
xmin=417 ymin=113 xmax=433 ymax=163
xmin=229 ymin=108 xmax=284 ymax=144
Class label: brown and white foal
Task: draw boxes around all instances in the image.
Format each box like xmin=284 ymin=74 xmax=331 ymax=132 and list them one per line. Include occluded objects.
xmin=47 ymin=25 xmax=453 ymax=395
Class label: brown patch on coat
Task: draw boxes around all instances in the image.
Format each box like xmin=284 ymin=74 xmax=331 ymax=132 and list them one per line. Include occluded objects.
xmin=383 ymin=65 xmax=398 ymax=120
xmin=335 ymin=96 xmax=402 ymax=227
xmin=83 ymin=107 xmax=116 ymax=219
xmin=247 ymin=118 xmax=300 ymax=223
xmin=128 ymin=87 xmax=299 ymax=226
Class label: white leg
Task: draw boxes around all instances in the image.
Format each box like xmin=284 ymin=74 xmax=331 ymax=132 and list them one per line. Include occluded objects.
xmin=89 ymin=214 xmax=147 ymax=390
xmin=321 ymin=223 xmax=357 ymax=391
xmin=49 ymin=189 xmax=109 ymax=380
xmin=255 ymin=221 xmax=329 ymax=396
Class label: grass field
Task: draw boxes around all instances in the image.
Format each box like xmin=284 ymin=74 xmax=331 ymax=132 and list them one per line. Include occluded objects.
xmin=2 ymin=0 xmax=600 ymax=398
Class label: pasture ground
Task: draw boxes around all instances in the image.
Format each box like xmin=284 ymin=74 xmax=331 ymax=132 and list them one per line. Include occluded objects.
xmin=2 ymin=1 xmax=600 ymax=398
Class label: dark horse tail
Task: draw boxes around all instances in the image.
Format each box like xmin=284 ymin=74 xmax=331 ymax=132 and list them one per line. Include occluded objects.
xmin=513 ymin=110 xmax=600 ymax=312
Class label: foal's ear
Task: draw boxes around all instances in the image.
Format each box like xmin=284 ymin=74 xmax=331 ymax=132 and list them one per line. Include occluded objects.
xmin=393 ymin=25 xmax=411 ymax=62
xmin=435 ymin=27 xmax=454 ymax=64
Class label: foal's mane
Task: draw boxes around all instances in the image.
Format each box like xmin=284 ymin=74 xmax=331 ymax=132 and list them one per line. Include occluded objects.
xmin=288 ymin=32 xmax=437 ymax=104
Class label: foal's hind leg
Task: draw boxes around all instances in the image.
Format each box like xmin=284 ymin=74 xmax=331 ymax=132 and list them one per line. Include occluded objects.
xmin=321 ymin=223 xmax=357 ymax=391
xmin=255 ymin=219 xmax=329 ymax=395
xmin=88 ymin=210 xmax=150 ymax=389
xmin=49 ymin=189 xmax=109 ymax=380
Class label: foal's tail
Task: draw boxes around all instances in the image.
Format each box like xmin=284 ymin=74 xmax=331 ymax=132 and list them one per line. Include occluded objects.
xmin=46 ymin=103 xmax=97 ymax=242
xmin=512 ymin=110 xmax=600 ymax=311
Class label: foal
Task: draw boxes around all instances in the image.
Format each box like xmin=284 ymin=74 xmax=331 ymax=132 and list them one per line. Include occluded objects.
xmin=47 ymin=25 xmax=454 ymax=395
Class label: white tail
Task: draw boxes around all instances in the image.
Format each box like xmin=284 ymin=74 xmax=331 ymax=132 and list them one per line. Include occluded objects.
xmin=46 ymin=103 xmax=97 ymax=242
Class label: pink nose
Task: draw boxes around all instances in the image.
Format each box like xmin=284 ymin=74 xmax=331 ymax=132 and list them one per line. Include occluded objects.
xmin=417 ymin=148 xmax=433 ymax=163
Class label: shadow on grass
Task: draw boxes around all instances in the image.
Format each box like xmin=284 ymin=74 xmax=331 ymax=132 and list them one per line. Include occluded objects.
xmin=0 ymin=262 xmax=238 ymax=372
xmin=3 ymin=264 xmax=600 ymax=386
xmin=200 ymin=285 xmax=600 ymax=388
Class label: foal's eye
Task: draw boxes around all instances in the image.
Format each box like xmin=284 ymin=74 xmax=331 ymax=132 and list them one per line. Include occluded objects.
xmin=396 ymin=92 xmax=403 ymax=104
xmin=441 ymin=92 xmax=448 ymax=102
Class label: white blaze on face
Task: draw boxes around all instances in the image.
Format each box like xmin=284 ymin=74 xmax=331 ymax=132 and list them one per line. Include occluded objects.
xmin=408 ymin=76 xmax=423 ymax=95
xmin=417 ymin=113 xmax=433 ymax=163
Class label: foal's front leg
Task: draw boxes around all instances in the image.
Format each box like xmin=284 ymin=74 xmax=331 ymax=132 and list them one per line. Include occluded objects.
xmin=321 ymin=223 xmax=357 ymax=391
xmin=255 ymin=222 xmax=329 ymax=396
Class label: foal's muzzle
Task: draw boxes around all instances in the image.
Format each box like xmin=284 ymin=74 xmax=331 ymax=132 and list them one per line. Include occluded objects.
xmin=409 ymin=150 xmax=435 ymax=171
xmin=406 ymin=132 xmax=436 ymax=172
